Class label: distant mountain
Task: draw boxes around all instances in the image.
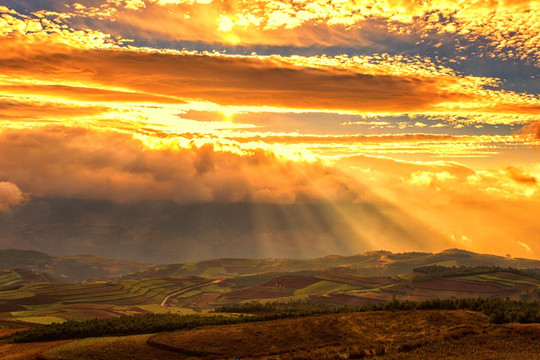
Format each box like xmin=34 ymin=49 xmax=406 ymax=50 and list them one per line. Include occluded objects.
xmin=0 ymin=198 xmax=450 ymax=264
xmin=121 ymin=248 xmax=540 ymax=280
xmin=0 ymin=249 xmax=153 ymax=283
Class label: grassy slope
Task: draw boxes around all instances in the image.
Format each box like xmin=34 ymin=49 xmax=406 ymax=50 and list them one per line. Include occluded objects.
xmin=40 ymin=334 xmax=181 ymax=360
xmin=31 ymin=310 xmax=540 ymax=360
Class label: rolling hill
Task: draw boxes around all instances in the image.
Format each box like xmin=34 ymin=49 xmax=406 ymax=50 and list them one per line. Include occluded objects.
xmin=3 ymin=310 xmax=539 ymax=360
xmin=120 ymin=248 xmax=540 ymax=280
xmin=0 ymin=249 xmax=539 ymax=324
xmin=0 ymin=249 xmax=153 ymax=283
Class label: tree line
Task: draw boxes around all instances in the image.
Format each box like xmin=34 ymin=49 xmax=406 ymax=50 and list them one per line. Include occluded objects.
xmin=9 ymin=297 xmax=540 ymax=343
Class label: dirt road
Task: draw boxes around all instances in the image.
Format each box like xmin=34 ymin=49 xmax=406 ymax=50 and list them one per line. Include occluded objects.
xmin=160 ymin=279 xmax=222 ymax=307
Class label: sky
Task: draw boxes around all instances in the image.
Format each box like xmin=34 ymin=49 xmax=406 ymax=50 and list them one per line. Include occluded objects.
xmin=0 ymin=0 xmax=539 ymax=259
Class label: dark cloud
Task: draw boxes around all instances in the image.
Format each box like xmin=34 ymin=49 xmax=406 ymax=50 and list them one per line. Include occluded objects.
xmin=0 ymin=96 xmax=110 ymax=121
xmin=522 ymin=121 xmax=540 ymax=140
xmin=0 ymin=46 xmax=468 ymax=112
xmin=506 ymin=166 xmax=537 ymax=186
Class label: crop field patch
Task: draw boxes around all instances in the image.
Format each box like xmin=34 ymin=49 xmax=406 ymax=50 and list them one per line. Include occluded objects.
xmin=310 ymin=293 xmax=387 ymax=306
xmin=317 ymin=272 xmax=398 ymax=287
xmin=294 ymin=280 xmax=358 ymax=296
xmin=411 ymin=279 xmax=501 ymax=293
xmin=11 ymin=316 xmax=66 ymax=325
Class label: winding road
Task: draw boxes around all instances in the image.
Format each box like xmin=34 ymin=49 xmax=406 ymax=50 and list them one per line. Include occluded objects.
xmin=160 ymin=279 xmax=222 ymax=307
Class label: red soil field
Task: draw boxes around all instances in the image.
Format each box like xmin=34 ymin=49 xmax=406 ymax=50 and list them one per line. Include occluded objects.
xmin=412 ymin=279 xmax=501 ymax=293
xmin=259 ymin=275 xmax=320 ymax=289
xmin=310 ymin=293 xmax=387 ymax=306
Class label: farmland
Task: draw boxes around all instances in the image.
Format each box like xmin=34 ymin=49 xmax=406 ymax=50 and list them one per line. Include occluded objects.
xmin=0 ymin=249 xmax=539 ymax=359
xmin=0 ymin=277 xmax=214 ymax=323
xmin=0 ymin=250 xmax=539 ymax=324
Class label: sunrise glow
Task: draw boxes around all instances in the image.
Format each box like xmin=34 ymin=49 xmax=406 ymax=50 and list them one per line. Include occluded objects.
xmin=0 ymin=0 xmax=539 ymax=259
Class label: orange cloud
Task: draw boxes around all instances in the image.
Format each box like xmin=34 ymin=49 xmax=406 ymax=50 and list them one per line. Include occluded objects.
xmin=506 ymin=166 xmax=538 ymax=186
xmin=77 ymin=0 xmax=539 ymax=64
xmin=522 ymin=121 xmax=540 ymax=140
xmin=0 ymin=96 xmax=111 ymax=121
xmin=1 ymin=44 xmax=538 ymax=119
xmin=0 ymin=49 xmax=450 ymax=113
xmin=0 ymin=181 xmax=25 ymax=212
xmin=0 ymin=126 xmax=361 ymax=204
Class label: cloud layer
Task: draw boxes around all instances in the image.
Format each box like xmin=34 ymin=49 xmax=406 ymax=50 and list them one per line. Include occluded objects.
xmin=0 ymin=126 xmax=360 ymax=204
xmin=0 ymin=1 xmax=538 ymax=259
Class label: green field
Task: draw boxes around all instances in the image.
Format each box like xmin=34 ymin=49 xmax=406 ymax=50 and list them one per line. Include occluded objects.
xmin=294 ymin=280 xmax=358 ymax=296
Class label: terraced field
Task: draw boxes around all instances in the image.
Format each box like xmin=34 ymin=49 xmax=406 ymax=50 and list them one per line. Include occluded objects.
xmin=216 ymin=270 xmax=540 ymax=306
xmin=0 ymin=277 xmax=212 ymax=323
xmin=0 ymin=270 xmax=55 ymax=292
xmin=1 ymin=267 xmax=539 ymax=323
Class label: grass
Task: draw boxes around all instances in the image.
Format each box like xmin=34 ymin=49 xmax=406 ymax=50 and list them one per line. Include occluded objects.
xmin=5 ymin=305 xmax=540 ymax=359
xmin=0 ymin=340 xmax=70 ymax=360
xmin=40 ymin=334 xmax=181 ymax=360
xmin=294 ymin=280 xmax=359 ymax=296
xmin=148 ymin=310 xmax=488 ymax=359
xmin=386 ymin=324 xmax=540 ymax=359
xmin=460 ymin=274 xmax=540 ymax=287
xmin=11 ymin=316 xmax=67 ymax=325
xmin=200 ymin=266 xmax=227 ymax=277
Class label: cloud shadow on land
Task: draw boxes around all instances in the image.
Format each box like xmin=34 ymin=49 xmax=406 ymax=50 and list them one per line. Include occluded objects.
xmin=0 ymin=198 xmax=450 ymax=263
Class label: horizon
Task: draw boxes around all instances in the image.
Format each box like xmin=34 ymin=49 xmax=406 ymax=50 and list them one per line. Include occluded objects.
xmin=0 ymin=1 xmax=539 ymax=261
xmin=1 ymin=245 xmax=538 ymax=265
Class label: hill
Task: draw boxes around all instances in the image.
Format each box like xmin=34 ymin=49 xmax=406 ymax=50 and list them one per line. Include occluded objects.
xmin=120 ymin=248 xmax=540 ymax=280
xmin=0 ymin=269 xmax=55 ymax=292
xmin=0 ymin=264 xmax=538 ymax=324
xmin=0 ymin=249 xmax=538 ymax=325
xmin=0 ymin=249 xmax=153 ymax=283
xmin=3 ymin=310 xmax=539 ymax=359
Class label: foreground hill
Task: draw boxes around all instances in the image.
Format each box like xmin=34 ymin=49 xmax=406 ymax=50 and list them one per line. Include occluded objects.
xmin=3 ymin=310 xmax=539 ymax=360
xmin=0 ymin=249 xmax=153 ymax=283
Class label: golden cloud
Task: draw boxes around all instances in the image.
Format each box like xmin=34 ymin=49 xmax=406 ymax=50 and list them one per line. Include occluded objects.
xmin=74 ymin=0 xmax=539 ymax=64
xmin=522 ymin=121 xmax=540 ymax=140
xmin=0 ymin=126 xmax=361 ymax=204
xmin=1 ymin=42 xmax=538 ymax=120
xmin=0 ymin=181 xmax=26 ymax=212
